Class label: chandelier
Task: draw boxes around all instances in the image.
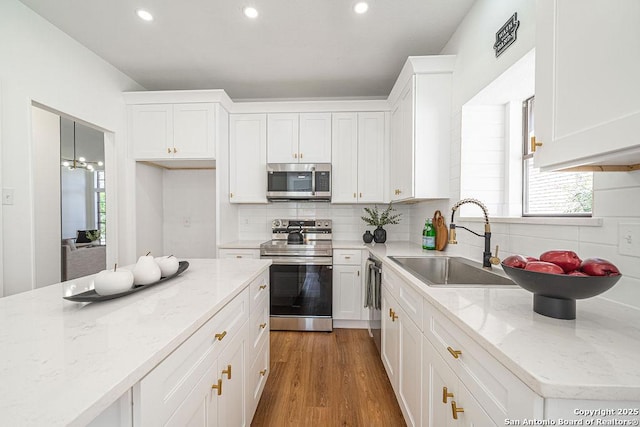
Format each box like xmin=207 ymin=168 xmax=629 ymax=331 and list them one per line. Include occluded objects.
xmin=61 ymin=121 xmax=103 ymax=171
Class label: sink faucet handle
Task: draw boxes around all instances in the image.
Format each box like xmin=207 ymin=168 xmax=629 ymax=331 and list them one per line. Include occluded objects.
xmin=489 ymin=245 xmax=501 ymax=265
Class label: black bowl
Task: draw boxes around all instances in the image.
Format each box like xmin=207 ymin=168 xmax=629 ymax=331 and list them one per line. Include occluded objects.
xmin=501 ymin=263 xmax=622 ymax=320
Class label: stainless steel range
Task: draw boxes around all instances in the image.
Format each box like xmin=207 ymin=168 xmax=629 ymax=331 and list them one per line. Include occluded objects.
xmin=260 ymin=219 xmax=333 ymax=332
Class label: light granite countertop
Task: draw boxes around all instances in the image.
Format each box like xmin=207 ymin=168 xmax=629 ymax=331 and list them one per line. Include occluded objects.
xmin=363 ymin=241 xmax=640 ymax=401
xmin=0 ymin=258 xmax=271 ymax=427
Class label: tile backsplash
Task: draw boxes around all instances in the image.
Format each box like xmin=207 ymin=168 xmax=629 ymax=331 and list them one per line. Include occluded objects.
xmin=237 ymin=202 xmax=411 ymax=242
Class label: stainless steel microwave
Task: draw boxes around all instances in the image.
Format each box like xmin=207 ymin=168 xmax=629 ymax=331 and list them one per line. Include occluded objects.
xmin=266 ymin=163 xmax=331 ymax=201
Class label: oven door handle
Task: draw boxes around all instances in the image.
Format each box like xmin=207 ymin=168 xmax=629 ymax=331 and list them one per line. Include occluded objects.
xmin=263 ymin=256 xmax=333 ymax=266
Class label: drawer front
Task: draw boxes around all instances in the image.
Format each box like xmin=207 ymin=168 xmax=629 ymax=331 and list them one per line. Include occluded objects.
xmin=333 ymin=249 xmax=362 ymax=265
xmin=219 ymin=249 xmax=260 ymax=259
xmin=382 ymin=264 xmax=401 ymax=300
xmin=397 ymin=279 xmax=423 ymax=331
xmin=249 ymin=297 xmax=269 ymax=357
xmin=425 ymin=305 xmax=540 ymax=424
xmin=249 ymin=270 xmax=269 ymax=311
xmin=135 ymin=288 xmax=250 ymax=425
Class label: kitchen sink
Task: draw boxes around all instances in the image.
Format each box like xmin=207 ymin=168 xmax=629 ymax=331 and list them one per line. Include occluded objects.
xmin=388 ymin=256 xmax=517 ymax=287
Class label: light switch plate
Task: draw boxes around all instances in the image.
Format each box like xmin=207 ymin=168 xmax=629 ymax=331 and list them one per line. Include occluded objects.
xmin=2 ymin=188 xmax=14 ymax=205
xmin=618 ymin=223 xmax=640 ymax=257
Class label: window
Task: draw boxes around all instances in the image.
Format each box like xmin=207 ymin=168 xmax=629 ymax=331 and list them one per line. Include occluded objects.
xmin=94 ymin=170 xmax=106 ymax=244
xmin=522 ymin=96 xmax=593 ymax=216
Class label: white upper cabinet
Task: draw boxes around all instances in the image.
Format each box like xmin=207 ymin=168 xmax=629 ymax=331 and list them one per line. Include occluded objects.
xmin=534 ymin=0 xmax=640 ymax=171
xmin=131 ymin=103 xmax=216 ymax=160
xmin=299 ymin=113 xmax=332 ymax=163
xmin=387 ymin=56 xmax=454 ymax=202
xmin=267 ymin=113 xmax=331 ymax=163
xmin=331 ymin=112 xmax=385 ymax=203
xmin=229 ymin=114 xmax=267 ymax=203
xmin=267 ymin=113 xmax=299 ymax=163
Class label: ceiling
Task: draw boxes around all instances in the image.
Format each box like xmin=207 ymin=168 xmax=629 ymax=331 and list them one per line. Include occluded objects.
xmin=19 ymin=0 xmax=475 ymax=100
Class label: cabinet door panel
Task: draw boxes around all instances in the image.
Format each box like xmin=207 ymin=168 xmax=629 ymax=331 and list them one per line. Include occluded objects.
xmin=332 ymin=265 xmax=362 ymax=320
xmin=131 ymin=104 xmax=172 ymax=159
xmin=357 ymin=112 xmax=385 ymax=203
xmin=173 ymin=103 xmax=215 ymax=158
xmin=267 ymin=114 xmax=299 ymax=163
xmin=299 ymin=113 xmax=331 ymax=163
xmin=535 ymin=0 xmax=640 ymax=169
xmin=423 ymin=336 xmax=458 ymax=427
xmin=165 ymin=361 xmax=217 ymax=427
xmin=229 ymin=114 xmax=267 ymax=203
xmin=217 ymin=330 xmax=247 ymax=427
xmin=381 ymin=289 xmax=399 ymax=391
xmin=398 ymin=307 xmax=422 ymax=427
xmin=331 ymin=113 xmax=358 ymax=203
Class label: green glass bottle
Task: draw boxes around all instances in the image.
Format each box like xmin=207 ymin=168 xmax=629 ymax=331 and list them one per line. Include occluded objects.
xmin=422 ymin=218 xmax=436 ymax=250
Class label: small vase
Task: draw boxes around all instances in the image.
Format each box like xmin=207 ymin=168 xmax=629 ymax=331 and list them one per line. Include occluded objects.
xmin=363 ymin=230 xmax=374 ymax=243
xmin=373 ymin=226 xmax=387 ymax=243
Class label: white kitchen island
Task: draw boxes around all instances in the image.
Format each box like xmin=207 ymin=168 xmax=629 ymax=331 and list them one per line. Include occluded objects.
xmin=0 ymin=258 xmax=271 ymax=427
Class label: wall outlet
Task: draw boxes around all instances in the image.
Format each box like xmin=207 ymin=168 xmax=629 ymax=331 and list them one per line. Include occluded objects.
xmin=618 ymin=223 xmax=640 ymax=257
xmin=2 ymin=188 xmax=15 ymax=205
xmin=183 ymin=217 xmax=191 ymax=228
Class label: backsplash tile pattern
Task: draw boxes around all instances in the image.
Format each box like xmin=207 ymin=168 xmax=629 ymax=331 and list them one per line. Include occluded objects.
xmin=237 ymin=202 xmax=411 ymax=242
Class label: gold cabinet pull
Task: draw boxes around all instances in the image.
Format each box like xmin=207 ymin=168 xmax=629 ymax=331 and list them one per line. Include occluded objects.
xmin=359 ymin=192 xmax=362 ymax=198
xmin=447 ymin=346 xmax=462 ymax=359
xmin=299 ymin=152 xmax=303 ymax=159
xmin=357 ymin=270 xmax=360 ymax=277
xmin=222 ymin=364 xmax=232 ymax=380
xmin=260 ymin=369 xmax=267 ymax=376
xmin=259 ymin=322 xmax=267 ymax=329
xmin=211 ymin=378 xmax=222 ymax=396
xmin=389 ymin=308 xmax=393 ymax=318
xmin=235 ymin=255 xmax=243 ymax=258
xmin=214 ymin=331 xmax=227 ymax=341
xmin=530 ymin=136 xmax=543 ymax=152
xmin=345 ymin=256 xmax=351 ymax=259
xmin=230 ymin=192 xmax=234 ymax=198
xmin=353 ymin=192 xmax=357 ymax=198
xmin=167 ymin=148 xmax=171 ymax=154
xmin=451 ymin=401 xmax=464 ymax=419
xmin=259 ymin=284 xmax=267 ymax=290
xmin=442 ymin=386 xmax=454 ymax=403
xmin=294 ymin=153 xmax=298 ymax=159
xmin=391 ymin=310 xmax=398 ymax=322
xmin=173 ymin=147 xmax=177 ymax=153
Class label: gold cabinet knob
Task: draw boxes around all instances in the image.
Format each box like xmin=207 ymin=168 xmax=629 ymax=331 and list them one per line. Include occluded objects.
xmin=442 ymin=386 xmax=454 ymax=403
xmin=259 ymin=284 xmax=267 ymax=290
xmin=447 ymin=346 xmax=462 ymax=359
xmin=530 ymin=136 xmax=543 ymax=152
xmin=259 ymin=322 xmax=267 ymax=329
xmin=222 ymin=364 xmax=232 ymax=380
xmin=260 ymin=369 xmax=267 ymax=376
xmin=451 ymin=401 xmax=464 ymax=419
xmin=211 ymin=378 xmax=222 ymax=396
xmin=214 ymin=331 xmax=227 ymax=341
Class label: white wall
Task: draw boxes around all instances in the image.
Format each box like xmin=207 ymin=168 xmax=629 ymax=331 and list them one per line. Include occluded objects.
xmin=135 ymin=163 xmax=164 ymax=258
xmin=163 ymin=169 xmax=216 ymax=258
xmin=237 ymin=202 xmax=411 ymax=242
xmin=0 ymin=0 xmax=144 ymax=295
xmin=412 ymin=0 xmax=640 ymax=308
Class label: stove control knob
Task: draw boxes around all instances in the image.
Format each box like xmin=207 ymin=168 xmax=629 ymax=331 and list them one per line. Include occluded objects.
xmin=273 ymin=219 xmax=281 ymax=227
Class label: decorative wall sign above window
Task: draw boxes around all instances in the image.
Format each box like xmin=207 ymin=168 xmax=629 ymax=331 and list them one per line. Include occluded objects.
xmin=494 ymin=12 xmax=520 ymax=58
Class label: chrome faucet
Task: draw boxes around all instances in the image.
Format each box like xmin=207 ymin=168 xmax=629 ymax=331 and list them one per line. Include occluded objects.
xmin=448 ymin=198 xmax=500 ymax=269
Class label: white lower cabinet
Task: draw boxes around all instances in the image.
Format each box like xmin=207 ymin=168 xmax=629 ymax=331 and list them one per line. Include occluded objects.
xmin=381 ymin=263 xmax=543 ymax=427
xmin=381 ymin=287 xmax=422 ymax=427
xmin=133 ymin=271 xmax=270 ymax=427
xmin=333 ymin=249 xmax=370 ymax=324
xmin=218 ymin=248 xmax=260 ymax=259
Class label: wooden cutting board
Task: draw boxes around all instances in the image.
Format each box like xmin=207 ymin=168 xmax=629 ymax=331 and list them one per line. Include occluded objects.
xmin=433 ymin=210 xmax=448 ymax=251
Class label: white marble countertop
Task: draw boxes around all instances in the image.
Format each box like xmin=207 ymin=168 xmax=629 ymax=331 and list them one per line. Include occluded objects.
xmin=365 ymin=242 xmax=640 ymax=401
xmin=0 ymin=258 xmax=271 ymax=427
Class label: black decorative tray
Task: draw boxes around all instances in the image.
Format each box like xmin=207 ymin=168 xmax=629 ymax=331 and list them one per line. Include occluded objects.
xmin=63 ymin=261 xmax=189 ymax=303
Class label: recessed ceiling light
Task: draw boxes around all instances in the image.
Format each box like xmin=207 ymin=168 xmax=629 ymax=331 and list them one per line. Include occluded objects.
xmin=243 ymin=7 xmax=259 ymax=19
xmin=354 ymin=2 xmax=369 ymax=14
xmin=136 ymin=9 xmax=154 ymax=22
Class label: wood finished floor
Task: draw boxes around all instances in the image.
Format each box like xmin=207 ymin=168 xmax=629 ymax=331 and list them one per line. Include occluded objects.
xmin=251 ymin=329 xmax=406 ymax=427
